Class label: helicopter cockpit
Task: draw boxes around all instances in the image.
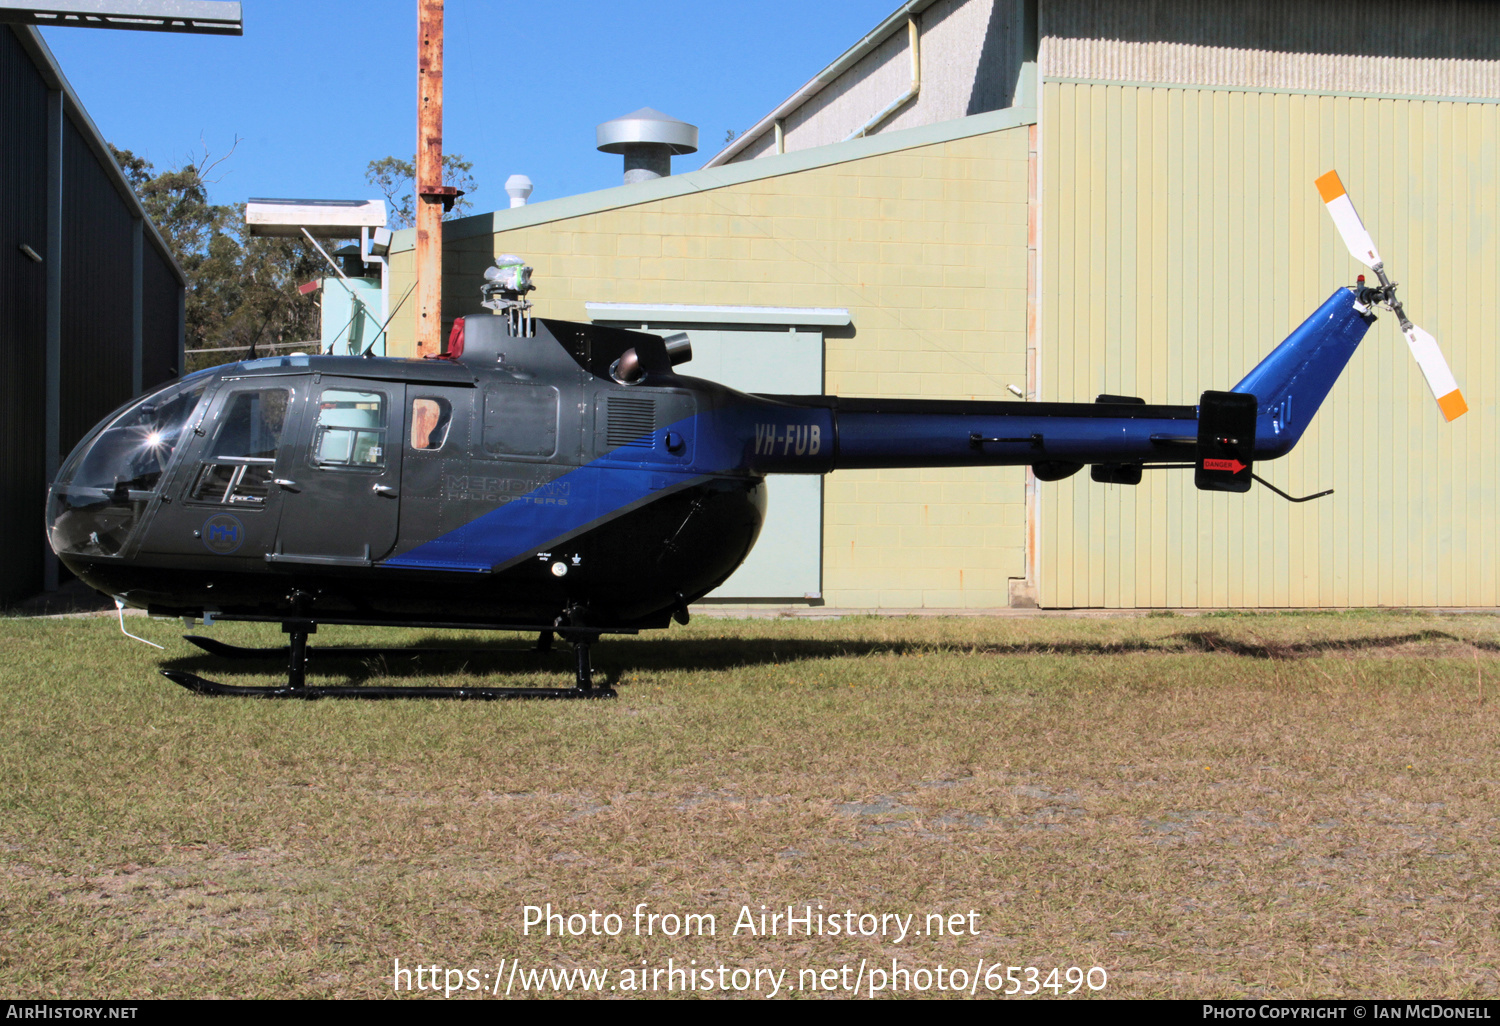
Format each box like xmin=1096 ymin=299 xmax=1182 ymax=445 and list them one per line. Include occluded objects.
xmin=47 ymin=372 xmax=213 ymax=560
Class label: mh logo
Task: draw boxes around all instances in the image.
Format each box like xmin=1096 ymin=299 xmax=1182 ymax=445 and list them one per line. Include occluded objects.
xmin=201 ymin=514 xmax=245 ymax=555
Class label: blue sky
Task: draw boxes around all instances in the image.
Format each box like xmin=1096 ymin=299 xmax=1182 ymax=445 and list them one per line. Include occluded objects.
xmin=40 ymin=1 xmax=894 ymax=212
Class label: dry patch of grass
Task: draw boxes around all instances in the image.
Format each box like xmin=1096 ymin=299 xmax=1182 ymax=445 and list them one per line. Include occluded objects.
xmin=1 ymin=610 xmax=1498 ymax=998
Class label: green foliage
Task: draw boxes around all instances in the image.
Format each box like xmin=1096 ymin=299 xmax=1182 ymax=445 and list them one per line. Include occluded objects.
xmin=110 ymin=143 xmax=326 ymax=370
xmin=112 ymin=144 xmax=486 ymax=371
xmin=364 ymin=153 xmax=478 ymax=229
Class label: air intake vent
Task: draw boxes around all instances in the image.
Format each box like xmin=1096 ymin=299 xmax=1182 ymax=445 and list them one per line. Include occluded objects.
xmin=607 ymin=396 xmax=655 ymax=447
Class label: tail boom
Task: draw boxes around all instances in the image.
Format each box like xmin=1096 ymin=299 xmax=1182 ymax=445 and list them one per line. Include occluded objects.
xmin=705 ymin=288 xmax=1370 ymax=481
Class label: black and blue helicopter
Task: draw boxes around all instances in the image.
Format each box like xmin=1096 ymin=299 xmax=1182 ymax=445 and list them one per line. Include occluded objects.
xmin=45 ymin=173 xmax=1465 ymax=699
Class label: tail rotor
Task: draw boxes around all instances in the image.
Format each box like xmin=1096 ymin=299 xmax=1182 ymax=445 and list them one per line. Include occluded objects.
xmin=1315 ymin=170 xmax=1468 ymax=422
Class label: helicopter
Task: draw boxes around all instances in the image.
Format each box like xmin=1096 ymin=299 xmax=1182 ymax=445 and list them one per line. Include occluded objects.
xmin=44 ymin=172 xmax=1467 ymax=700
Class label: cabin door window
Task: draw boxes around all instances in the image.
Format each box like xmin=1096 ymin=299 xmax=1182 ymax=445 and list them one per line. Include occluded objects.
xmin=410 ymin=396 xmax=454 ymax=451
xmin=312 ymin=390 xmax=387 ymax=468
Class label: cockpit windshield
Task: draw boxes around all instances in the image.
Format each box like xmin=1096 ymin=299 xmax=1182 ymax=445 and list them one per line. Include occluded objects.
xmin=47 ymin=375 xmax=211 ymax=558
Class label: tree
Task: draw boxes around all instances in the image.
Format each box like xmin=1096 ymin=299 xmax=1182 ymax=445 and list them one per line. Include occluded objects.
xmin=365 ymin=153 xmax=478 ymax=229
xmin=111 ymin=143 xmax=327 ymax=370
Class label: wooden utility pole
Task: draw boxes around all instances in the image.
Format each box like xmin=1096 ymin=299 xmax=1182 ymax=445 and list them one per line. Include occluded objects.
xmin=414 ymin=0 xmax=449 ymax=356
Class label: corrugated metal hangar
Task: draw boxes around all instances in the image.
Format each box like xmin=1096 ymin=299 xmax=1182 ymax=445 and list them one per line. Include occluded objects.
xmin=0 ymin=24 xmax=187 ymax=604
xmin=402 ymin=0 xmax=1498 ymax=609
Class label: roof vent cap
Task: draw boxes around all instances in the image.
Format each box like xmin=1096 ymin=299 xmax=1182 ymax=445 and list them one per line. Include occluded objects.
xmin=596 ymin=108 xmax=698 ymax=185
xmin=505 ymin=174 xmax=533 ymax=207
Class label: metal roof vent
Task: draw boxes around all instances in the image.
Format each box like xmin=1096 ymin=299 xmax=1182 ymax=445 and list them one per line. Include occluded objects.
xmin=596 ymin=107 xmax=698 ymax=185
xmin=505 ymin=174 xmax=533 ymax=207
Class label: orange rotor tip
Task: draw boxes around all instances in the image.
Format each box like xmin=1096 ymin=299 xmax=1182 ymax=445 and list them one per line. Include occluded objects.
xmin=1437 ymin=389 xmax=1468 ymax=422
xmin=1315 ymin=170 xmax=1346 ymax=203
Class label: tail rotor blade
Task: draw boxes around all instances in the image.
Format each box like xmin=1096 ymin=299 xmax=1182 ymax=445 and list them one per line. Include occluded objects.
xmin=1404 ymin=323 xmax=1468 ymax=421
xmin=1316 ymin=170 xmax=1382 ymax=269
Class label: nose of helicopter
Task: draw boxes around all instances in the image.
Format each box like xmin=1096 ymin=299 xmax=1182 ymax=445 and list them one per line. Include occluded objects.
xmin=47 ymin=375 xmax=211 ymax=561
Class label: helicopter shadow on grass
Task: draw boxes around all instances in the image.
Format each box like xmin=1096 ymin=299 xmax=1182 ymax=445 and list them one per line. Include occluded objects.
xmin=154 ymin=628 xmax=1497 ymax=690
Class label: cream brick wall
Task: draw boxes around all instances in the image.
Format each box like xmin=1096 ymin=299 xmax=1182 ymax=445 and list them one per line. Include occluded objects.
xmin=389 ymin=126 xmax=1031 ymax=608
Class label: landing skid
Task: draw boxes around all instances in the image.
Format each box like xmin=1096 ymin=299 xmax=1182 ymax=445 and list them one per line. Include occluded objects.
xmin=165 ymin=622 xmax=613 ymax=700
xmin=158 ymin=672 xmax=609 ymax=696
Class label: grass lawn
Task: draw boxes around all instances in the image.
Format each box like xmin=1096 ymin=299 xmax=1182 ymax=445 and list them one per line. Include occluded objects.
xmin=1 ymin=610 xmax=1497 ymax=999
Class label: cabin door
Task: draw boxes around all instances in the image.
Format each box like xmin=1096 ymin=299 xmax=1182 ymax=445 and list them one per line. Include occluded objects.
xmin=271 ymin=378 xmax=405 ymax=565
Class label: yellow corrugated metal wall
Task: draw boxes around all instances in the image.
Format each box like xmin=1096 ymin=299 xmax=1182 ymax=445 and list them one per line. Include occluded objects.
xmin=1041 ymin=82 xmax=1498 ymax=607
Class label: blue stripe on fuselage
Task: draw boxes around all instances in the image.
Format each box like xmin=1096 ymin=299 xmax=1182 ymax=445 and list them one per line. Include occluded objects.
xmin=382 ymin=418 xmax=712 ymax=572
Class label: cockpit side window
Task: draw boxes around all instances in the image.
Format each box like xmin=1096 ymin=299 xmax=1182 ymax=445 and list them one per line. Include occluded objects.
xmin=59 ymin=378 xmax=209 ymax=497
xmin=188 ymin=387 xmax=293 ymax=505
xmin=410 ymin=397 xmax=452 ymax=451
xmin=209 ymin=388 xmax=290 ymax=460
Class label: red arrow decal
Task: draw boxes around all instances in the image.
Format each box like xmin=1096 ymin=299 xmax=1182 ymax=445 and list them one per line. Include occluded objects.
xmin=1202 ymin=458 xmax=1247 ymax=474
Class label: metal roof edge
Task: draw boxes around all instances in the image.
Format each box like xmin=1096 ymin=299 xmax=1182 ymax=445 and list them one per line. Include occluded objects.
xmin=703 ymin=0 xmax=941 ymax=169
xmin=11 ymin=24 xmax=188 ymax=286
xmin=585 ymin=303 xmax=851 ymax=328
xmin=389 ymin=104 xmax=1036 ymax=254
xmin=1043 ymin=73 xmax=1500 ymax=105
